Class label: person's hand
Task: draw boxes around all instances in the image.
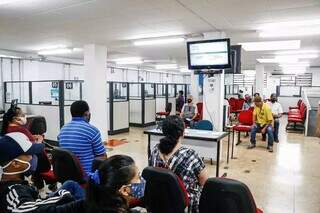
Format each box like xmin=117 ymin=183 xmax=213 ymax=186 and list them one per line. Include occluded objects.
xmin=261 ymin=127 xmax=266 ymax=134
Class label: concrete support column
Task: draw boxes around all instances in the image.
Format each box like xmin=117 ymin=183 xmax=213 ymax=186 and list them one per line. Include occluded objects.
xmin=255 ymin=64 xmax=265 ymax=98
xmin=83 ymin=44 xmax=108 ymax=140
xmin=190 ymin=71 xmax=199 ymax=103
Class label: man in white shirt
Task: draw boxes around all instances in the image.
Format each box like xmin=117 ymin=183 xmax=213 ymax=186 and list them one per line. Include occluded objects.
xmin=267 ymin=93 xmax=283 ymax=143
xmin=180 ymin=95 xmax=198 ymax=128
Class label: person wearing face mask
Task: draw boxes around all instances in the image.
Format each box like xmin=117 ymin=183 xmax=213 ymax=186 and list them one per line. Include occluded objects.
xmin=242 ymin=94 xmax=253 ymax=110
xmin=58 ymin=100 xmax=107 ymax=176
xmin=0 ymin=132 xmax=78 ymax=213
xmin=1 ymin=106 xmax=51 ymax=194
xmin=150 ymin=115 xmax=209 ymax=212
xmin=85 ymin=155 xmax=146 ymax=213
xmin=180 ymin=95 xmax=198 ymax=128
xmin=266 ymin=94 xmax=283 ymax=143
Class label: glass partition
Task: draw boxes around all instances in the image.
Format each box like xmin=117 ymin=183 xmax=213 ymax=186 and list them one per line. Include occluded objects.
xmin=5 ymin=82 xmax=30 ymax=104
xmin=129 ymin=83 xmax=141 ymax=99
xmin=145 ymin=83 xmax=155 ymax=99
xmin=64 ymin=81 xmax=82 ymax=105
xmin=168 ymin=84 xmax=175 ymax=97
xmin=176 ymin=84 xmax=185 ymax=96
xmin=32 ymin=81 xmax=59 ymax=105
xmin=156 ymin=84 xmax=166 ymax=97
xmin=113 ymin=82 xmax=128 ymax=101
xmin=279 ymin=86 xmax=301 ymax=97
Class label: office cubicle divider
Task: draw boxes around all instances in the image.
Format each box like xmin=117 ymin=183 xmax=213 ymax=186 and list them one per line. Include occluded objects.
xmin=129 ymin=82 xmax=156 ymax=127
xmin=4 ymin=80 xmax=83 ymax=141
xmin=108 ymin=81 xmax=130 ymax=135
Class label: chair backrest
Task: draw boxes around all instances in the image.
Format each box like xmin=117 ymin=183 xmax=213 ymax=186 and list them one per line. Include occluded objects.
xmin=26 ymin=116 xmax=47 ymax=135
xmin=236 ymin=99 xmax=245 ymax=111
xmin=197 ymin=102 xmax=203 ymax=120
xmin=238 ymin=110 xmax=253 ymax=126
xmin=142 ymin=167 xmax=188 ymax=213
xmin=228 ymin=98 xmax=237 ymax=112
xmin=199 ymin=178 xmax=258 ymax=213
xmin=297 ymin=99 xmax=302 ymax=107
xmin=165 ymin=102 xmax=172 ymax=113
xmin=195 ymin=120 xmax=213 ymax=131
xmin=51 ymin=147 xmax=86 ymax=184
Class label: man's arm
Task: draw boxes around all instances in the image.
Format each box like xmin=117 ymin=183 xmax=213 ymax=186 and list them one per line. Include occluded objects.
xmin=91 ymin=131 xmax=107 ymax=158
xmin=192 ymin=105 xmax=198 ymax=120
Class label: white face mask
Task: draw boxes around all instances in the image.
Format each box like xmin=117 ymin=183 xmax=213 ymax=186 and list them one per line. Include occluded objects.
xmin=0 ymin=158 xmax=31 ymax=180
xmin=18 ymin=116 xmax=27 ymax=125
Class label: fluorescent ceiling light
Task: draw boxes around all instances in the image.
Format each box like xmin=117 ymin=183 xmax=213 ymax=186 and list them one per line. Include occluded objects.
xmin=0 ymin=0 xmax=32 ymax=5
xmin=279 ymin=62 xmax=310 ymax=67
xmin=38 ymin=48 xmax=72 ymax=55
xmin=72 ymin=48 xmax=83 ymax=52
xmin=258 ymin=20 xmax=320 ymax=30
xmin=282 ymin=67 xmax=307 ymax=74
xmin=37 ymin=45 xmax=67 ymax=51
xmin=155 ymin=64 xmax=178 ymax=70
xmin=133 ymin=37 xmax=185 ymax=46
xmin=259 ymin=27 xmax=320 ymax=38
xmin=239 ymin=40 xmax=300 ymax=51
xmin=113 ymin=57 xmax=143 ymax=65
xmin=0 ymin=54 xmax=21 ymax=58
xmin=275 ymin=50 xmax=319 ymax=55
xmin=275 ymin=54 xmax=318 ymax=60
xmin=257 ymin=58 xmax=298 ymax=63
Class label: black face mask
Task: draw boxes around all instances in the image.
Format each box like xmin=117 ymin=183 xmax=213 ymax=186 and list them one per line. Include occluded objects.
xmin=271 ymin=99 xmax=277 ymax=103
xmin=187 ymin=99 xmax=192 ymax=103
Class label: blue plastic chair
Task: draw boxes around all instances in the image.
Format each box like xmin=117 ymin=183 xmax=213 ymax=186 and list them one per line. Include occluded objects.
xmin=195 ymin=120 xmax=213 ymax=131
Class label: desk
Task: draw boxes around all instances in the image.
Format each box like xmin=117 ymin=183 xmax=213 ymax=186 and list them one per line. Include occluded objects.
xmin=144 ymin=128 xmax=228 ymax=177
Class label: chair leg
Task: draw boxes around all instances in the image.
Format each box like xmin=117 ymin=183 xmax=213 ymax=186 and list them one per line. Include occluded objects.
xmin=210 ymin=158 xmax=213 ymax=165
xmin=236 ymin=131 xmax=242 ymax=146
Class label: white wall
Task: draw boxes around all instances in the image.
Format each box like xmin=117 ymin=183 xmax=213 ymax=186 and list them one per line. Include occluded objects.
xmin=310 ymin=68 xmax=320 ymax=86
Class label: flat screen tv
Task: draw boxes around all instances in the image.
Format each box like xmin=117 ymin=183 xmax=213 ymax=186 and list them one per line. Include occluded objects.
xmin=187 ymin=38 xmax=231 ymax=70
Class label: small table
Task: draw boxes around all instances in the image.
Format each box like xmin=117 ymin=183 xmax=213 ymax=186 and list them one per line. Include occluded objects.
xmin=144 ymin=128 xmax=229 ymax=177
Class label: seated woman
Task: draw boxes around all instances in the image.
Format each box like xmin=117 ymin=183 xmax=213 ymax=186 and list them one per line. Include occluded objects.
xmin=149 ymin=115 xmax=208 ymax=213
xmin=1 ymin=106 xmax=43 ymax=141
xmin=1 ymin=106 xmax=50 ymax=193
xmin=85 ymin=155 xmax=146 ymax=213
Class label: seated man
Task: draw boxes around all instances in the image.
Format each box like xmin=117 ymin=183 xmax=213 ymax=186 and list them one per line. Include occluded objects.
xmin=0 ymin=132 xmax=75 ymax=212
xmin=248 ymin=96 xmax=274 ymax=152
xmin=267 ymin=93 xmax=283 ymax=143
xmin=242 ymin=94 xmax=253 ymax=110
xmin=180 ymin=95 xmax=198 ymax=127
xmin=58 ymin=101 xmax=107 ymax=176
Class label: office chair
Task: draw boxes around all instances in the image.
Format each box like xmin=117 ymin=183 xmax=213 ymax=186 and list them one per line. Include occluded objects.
xmin=142 ymin=167 xmax=189 ymax=213
xmin=41 ymin=147 xmax=86 ymax=186
xmin=156 ymin=102 xmax=172 ymax=120
xmin=199 ymin=178 xmax=263 ymax=213
xmin=195 ymin=120 xmax=213 ymax=131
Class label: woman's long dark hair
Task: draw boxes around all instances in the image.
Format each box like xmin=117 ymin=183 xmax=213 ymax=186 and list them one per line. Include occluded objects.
xmin=159 ymin=115 xmax=185 ymax=155
xmin=85 ymin=155 xmax=136 ymax=213
xmin=1 ymin=107 xmax=21 ymax=136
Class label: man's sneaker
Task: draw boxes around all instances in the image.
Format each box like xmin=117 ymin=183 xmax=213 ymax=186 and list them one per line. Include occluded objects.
xmin=267 ymin=146 xmax=273 ymax=152
xmin=247 ymin=144 xmax=256 ymax=149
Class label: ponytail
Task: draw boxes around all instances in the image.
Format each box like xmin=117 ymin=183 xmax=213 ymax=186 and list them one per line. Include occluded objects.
xmin=159 ymin=115 xmax=185 ymax=155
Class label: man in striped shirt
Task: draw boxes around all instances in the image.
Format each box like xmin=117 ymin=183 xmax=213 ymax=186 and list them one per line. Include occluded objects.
xmin=58 ymin=101 xmax=107 ymax=176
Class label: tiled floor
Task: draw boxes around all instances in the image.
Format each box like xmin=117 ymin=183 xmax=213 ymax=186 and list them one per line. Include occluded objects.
xmin=107 ymin=117 xmax=320 ymax=213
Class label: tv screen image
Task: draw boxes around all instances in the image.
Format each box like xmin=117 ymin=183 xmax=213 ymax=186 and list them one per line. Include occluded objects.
xmin=187 ymin=38 xmax=231 ymax=70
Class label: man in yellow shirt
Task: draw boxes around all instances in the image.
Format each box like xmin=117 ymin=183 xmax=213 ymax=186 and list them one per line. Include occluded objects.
xmin=248 ymin=96 xmax=274 ymax=152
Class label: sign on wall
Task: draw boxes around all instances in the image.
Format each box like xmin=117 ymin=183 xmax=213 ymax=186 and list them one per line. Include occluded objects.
xmin=65 ymin=82 xmax=73 ymax=89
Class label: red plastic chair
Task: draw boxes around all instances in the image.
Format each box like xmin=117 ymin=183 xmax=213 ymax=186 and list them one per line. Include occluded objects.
xmin=233 ymin=110 xmax=253 ymax=145
xmin=194 ymin=102 xmax=203 ymax=121
xmin=156 ymin=103 xmax=172 ymax=120
xmin=228 ymin=98 xmax=237 ymax=113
